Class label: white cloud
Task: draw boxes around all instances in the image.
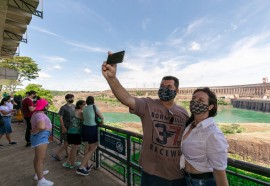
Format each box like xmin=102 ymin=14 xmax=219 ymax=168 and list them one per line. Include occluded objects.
xmin=186 ymin=18 xmax=206 ymax=35
xmin=189 ymin=41 xmax=201 ymax=51
xmin=42 ymin=56 xmax=67 ymax=63
xmin=66 ymin=41 xmax=108 ymax=53
xmin=38 ymin=72 xmax=51 ymax=79
xmin=84 ymin=68 xmax=91 ymax=73
xmin=53 ymin=65 xmax=62 ymax=70
xmin=30 ymin=26 xmax=61 ymax=38
xmin=179 ymin=33 xmax=270 ymax=87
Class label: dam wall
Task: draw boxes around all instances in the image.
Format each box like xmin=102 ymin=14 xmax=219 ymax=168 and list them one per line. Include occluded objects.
xmin=231 ymin=99 xmax=270 ymax=112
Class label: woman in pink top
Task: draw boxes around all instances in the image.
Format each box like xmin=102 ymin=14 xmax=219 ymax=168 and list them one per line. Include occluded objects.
xmin=30 ymin=99 xmax=54 ymax=186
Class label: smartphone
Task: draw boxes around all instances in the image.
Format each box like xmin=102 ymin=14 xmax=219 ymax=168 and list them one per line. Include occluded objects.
xmin=107 ymin=51 xmax=125 ymax=64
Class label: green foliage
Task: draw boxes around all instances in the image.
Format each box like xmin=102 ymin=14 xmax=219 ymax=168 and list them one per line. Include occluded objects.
xmin=217 ymin=99 xmax=229 ymax=105
xmin=227 ymin=166 xmax=270 ymax=184
xmin=15 ymin=84 xmax=56 ymax=111
xmin=220 ymin=124 xmax=245 ymax=134
xmin=177 ymin=100 xmax=190 ymax=109
xmin=135 ymin=91 xmax=144 ymax=96
xmin=50 ymin=90 xmax=71 ymax=97
xmin=95 ymin=95 xmax=120 ymax=106
xmin=0 ymin=56 xmax=40 ymax=92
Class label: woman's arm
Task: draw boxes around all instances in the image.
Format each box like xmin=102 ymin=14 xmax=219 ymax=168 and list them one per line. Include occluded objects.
xmin=213 ymin=169 xmax=228 ymax=186
xmin=96 ymin=109 xmax=104 ymax=124
xmin=0 ymin=109 xmax=12 ymax=115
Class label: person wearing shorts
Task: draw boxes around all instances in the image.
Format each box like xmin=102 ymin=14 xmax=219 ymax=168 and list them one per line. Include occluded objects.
xmin=52 ymin=94 xmax=75 ymax=161
xmin=30 ymin=99 xmax=54 ymax=186
xmin=0 ymin=96 xmax=17 ymax=146
xmin=62 ymin=100 xmax=86 ymax=169
xmin=76 ymin=96 xmax=104 ymax=176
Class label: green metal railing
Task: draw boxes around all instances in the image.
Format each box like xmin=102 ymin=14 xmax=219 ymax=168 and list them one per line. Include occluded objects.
xmin=47 ymin=111 xmax=270 ymax=186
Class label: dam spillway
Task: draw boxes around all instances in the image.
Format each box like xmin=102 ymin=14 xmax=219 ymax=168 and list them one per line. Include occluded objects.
xmin=231 ymin=99 xmax=270 ymax=112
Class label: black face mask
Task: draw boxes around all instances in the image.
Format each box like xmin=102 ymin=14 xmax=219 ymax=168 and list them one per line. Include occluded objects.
xmin=67 ymin=100 xmax=74 ymax=104
xmin=158 ymin=87 xmax=177 ymax=101
xmin=190 ymin=100 xmax=209 ymax=114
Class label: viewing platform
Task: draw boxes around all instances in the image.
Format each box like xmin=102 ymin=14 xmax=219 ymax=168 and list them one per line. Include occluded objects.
xmin=0 ymin=122 xmax=125 ymax=186
xmin=1 ymin=113 xmax=270 ymax=186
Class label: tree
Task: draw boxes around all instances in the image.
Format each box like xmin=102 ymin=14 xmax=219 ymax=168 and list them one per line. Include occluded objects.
xmin=0 ymin=56 xmax=40 ymax=92
xmin=15 ymin=84 xmax=57 ymax=112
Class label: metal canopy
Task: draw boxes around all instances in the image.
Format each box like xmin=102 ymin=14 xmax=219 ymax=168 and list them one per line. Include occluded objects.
xmin=0 ymin=0 xmax=41 ymax=85
xmin=0 ymin=66 xmax=18 ymax=85
xmin=0 ymin=0 xmax=41 ymax=59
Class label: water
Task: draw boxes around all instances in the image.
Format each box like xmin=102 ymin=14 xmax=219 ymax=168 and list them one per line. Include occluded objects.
xmin=103 ymin=107 xmax=270 ymax=123
xmin=216 ymin=107 xmax=270 ymax=123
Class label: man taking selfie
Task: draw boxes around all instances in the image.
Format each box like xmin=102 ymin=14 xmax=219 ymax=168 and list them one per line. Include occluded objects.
xmin=102 ymin=54 xmax=189 ymax=186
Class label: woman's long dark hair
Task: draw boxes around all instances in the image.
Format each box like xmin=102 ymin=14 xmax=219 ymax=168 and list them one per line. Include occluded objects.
xmin=86 ymin=96 xmax=94 ymax=105
xmin=186 ymin=87 xmax=217 ymax=127
xmin=0 ymin=96 xmax=10 ymax=106
xmin=75 ymin=100 xmax=86 ymax=109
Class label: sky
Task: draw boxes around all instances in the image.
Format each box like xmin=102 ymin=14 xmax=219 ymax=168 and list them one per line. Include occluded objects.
xmin=19 ymin=0 xmax=270 ymax=91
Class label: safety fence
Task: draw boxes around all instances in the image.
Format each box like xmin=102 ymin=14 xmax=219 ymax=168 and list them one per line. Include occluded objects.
xmin=47 ymin=111 xmax=270 ymax=186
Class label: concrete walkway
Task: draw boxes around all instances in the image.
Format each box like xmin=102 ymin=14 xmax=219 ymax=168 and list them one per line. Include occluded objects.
xmin=0 ymin=122 xmax=125 ymax=186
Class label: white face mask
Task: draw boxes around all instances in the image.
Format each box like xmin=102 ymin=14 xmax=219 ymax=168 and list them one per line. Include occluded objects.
xmin=10 ymin=98 xmax=13 ymax=101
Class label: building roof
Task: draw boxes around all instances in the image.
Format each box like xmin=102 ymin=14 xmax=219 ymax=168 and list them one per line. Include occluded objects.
xmin=0 ymin=0 xmax=41 ymax=85
xmin=0 ymin=0 xmax=41 ymax=59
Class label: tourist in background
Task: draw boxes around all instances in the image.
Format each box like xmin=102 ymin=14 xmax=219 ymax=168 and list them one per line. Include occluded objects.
xmin=62 ymin=100 xmax=86 ymax=169
xmin=102 ymin=54 xmax=189 ymax=186
xmin=76 ymin=96 xmax=103 ymax=176
xmin=52 ymin=94 xmax=75 ymax=161
xmin=21 ymin=90 xmax=37 ymax=147
xmin=0 ymin=96 xmax=17 ymax=146
xmin=6 ymin=94 xmax=17 ymax=110
xmin=180 ymin=87 xmax=229 ymax=186
xmin=2 ymin=91 xmax=8 ymax=98
xmin=30 ymin=99 xmax=53 ymax=186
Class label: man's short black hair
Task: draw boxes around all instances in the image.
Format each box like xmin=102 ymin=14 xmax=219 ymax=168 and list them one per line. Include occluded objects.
xmin=65 ymin=94 xmax=74 ymax=100
xmin=28 ymin=90 xmax=37 ymax=96
xmin=161 ymin=76 xmax=179 ymax=89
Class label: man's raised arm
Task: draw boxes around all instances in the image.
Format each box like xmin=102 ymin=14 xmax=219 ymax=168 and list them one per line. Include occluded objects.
xmin=102 ymin=61 xmax=135 ymax=110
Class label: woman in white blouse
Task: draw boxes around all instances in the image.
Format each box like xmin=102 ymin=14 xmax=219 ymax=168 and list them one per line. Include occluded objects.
xmin=180 ymin=87 xmax=229 ymax=186
xmin=0 ymin=96 xmax=17 ymax=146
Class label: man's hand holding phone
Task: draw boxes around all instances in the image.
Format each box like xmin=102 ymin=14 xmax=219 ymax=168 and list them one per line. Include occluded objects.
xmin=102 ymin=51 xmax=125 ymax=80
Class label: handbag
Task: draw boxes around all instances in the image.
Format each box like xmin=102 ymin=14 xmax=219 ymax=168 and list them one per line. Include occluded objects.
xmin=93 ymin=105 xmax=102 ymax=125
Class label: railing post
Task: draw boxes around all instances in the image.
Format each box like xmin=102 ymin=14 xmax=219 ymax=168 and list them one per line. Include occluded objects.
xmin=127 ymin=135 xmax=132 ymax=186
xmin=95 ymin=148 xmax=100 ymax=169
xmin=95 ymin=127 xmax=100 ymax=169
xmin=51 ymin=112 xmax=55 ymax=137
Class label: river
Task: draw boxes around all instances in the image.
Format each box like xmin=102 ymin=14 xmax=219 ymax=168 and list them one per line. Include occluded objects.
xmin=103 ymin=106 xmax=270 ymax=123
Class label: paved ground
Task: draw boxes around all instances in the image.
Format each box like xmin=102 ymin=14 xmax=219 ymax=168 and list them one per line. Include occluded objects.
xmin=0 ymin=122 xmax=125 ymax=186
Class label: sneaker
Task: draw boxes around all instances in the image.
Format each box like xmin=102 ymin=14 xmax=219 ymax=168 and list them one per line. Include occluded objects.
xmin=86 ymin=164 xmax=94 ymax=172
xmin=34 ymin=170 xmax=49 ymax=181
xmin=9 ymin=142 xmax=17 ymax=145
xmin=37 ymin=179 xmax=54 ymax=186
xmin=76 ymin=168 xmax=89 ymax=176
